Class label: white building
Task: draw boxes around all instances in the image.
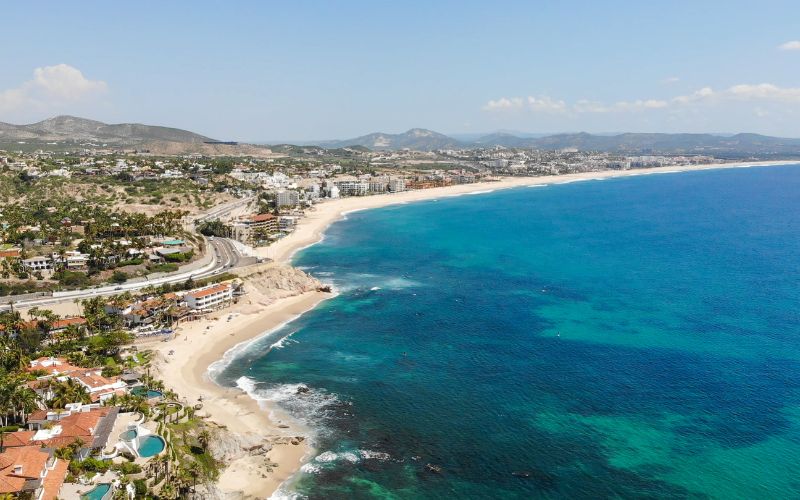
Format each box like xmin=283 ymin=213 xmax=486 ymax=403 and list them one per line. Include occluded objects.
xmin=388 ymin=178 xmax=406 ymax=193
xmin=55 ymin=250 xmax=90 ymax=270
xmin=368 ymin=178 xmax=388 ymax=193
xmin=277 ymin=190 xmax=300 ymax=207
xmin=22 ymin=256 xmax=53 ymax=272
xmin=279 ymin=216 xmax=299 ymax=232
xmin=334 ymin=180 xmax=369 ymax=196
xmin=184 ymin=283 xmax=234 ymax=310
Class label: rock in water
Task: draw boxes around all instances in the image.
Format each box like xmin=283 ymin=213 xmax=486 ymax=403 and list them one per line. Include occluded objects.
xmin=425 ymin=463 xmax=442 ymax=474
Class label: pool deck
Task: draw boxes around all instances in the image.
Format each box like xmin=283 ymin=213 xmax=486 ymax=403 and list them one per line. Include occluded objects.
xmin=59 ymin=472 xmax=115 ymax=499
xmin=107 ymin=412 xmax=139 ymax=455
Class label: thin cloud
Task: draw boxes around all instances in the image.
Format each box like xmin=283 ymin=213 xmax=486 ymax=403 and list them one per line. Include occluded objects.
xmin=0 ymin=64 xmax=107 ymax=115
xmin=778 ymin=40 xmax=800 ymax=51
xmin=483 ymin=95 xmax=566 ymax=113
xmin=484 ymin=83 xmax=800 ymax=115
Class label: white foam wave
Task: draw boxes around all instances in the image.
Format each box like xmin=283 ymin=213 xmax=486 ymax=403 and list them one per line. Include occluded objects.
xmin=315 ymin=451 xmax=339 ymax=462
xmin=556 ymin=178 xmax=591 ymax=184
xmin=271 ymin=335 xmax=298 ymax=349
xmin=207 ymin=293 xmax=335 ymax=381
xmin=234 ymin=379 xmax=343 ymax=436
xmin=359 ymin=449 xmax=391 ymax=461
xmin=299 ymin=462 xmax=321 ymax=474
xmin=383 ymin=277 xmax=421 ymax=289
xmin=312 ymin=450 xmax=364 ymax=465
xmin=370 ymin=286 xmax=381 ymax=291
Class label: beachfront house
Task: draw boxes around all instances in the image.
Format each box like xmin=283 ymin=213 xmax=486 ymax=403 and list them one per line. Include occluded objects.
xmin=184 ymin=282 xmax=234 ymax=311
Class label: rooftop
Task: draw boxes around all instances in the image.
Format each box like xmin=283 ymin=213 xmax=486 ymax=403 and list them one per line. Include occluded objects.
xmin=187 ymin=283 xmax=231 ymax=299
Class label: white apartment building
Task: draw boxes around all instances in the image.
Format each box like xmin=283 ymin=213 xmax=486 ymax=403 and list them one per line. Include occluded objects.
xmin=388 ymin=178 xmax=406 ymax=192
xmin=334 ymin=180 xmax=369 ymax=196
xmin=368 ymin=178 xmax=388 ymax=193
xmin=184 ymin=283 xmax=234 ymax=310
xmin=277 ymin=190 xmax=300 ymax=207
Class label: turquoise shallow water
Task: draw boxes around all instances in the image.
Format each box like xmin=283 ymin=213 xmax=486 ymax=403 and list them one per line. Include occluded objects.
xmin=217 ymin=165 xmax=800 ymax=499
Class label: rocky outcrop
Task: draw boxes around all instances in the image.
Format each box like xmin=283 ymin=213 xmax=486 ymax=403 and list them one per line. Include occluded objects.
xmin=210 ymin=428 xmax=267 ymax=463
xmin=236 ymin=264 xmax=324 ymax=304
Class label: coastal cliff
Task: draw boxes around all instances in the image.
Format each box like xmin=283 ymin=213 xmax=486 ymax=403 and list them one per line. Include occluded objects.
xmin=235 ymin=263 xmax=324 ymax=303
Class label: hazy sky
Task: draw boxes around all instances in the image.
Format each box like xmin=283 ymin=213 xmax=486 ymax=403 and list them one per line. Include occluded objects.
xmin=1 ymin=1 xmax=799 ymax=140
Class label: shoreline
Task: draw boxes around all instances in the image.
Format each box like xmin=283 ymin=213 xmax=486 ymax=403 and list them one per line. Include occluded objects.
xmin=260 ymin=159 xmax=798 ymax=265
xmin=159 ymin=158 xmax=796 ymax=498
xmin=152 ymin=289 xmax=332 ymax=498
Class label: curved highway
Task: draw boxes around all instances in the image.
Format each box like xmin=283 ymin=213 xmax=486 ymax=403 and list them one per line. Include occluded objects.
xmin=0 ymin=237 xmax=244 ymax=311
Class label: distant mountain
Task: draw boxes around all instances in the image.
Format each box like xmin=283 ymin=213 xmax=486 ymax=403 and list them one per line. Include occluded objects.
xmin=319 ymin=128 xmax=463 ymax=151
xmin=305 ymin=129 xmax=800 ymax=155
xmin=0 ymin=115 xmax=214 ymax=146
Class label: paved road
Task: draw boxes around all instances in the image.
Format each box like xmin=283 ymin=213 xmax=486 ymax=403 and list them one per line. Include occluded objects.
xmin=192 ymin=196 xmax=254 ymax=224
xmin=0 ymin=237 xmax=244 ymax=311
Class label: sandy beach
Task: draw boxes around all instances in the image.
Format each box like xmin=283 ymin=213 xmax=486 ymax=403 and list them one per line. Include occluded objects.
xmin=148 ymin=158 xmax=795 ymax=498
xmin=151 ymin=289 xmax=330 ymax=498
xmin=259 ymin=160 xmax=798 ymax=265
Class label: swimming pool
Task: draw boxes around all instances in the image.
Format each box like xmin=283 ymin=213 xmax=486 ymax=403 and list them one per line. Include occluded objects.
xmin=131 ymin=386 xmax=163 ymax=399
xmin=137 ymin=435 xmax=165 ymax=457
xmin=119 ymin=429 xmax=137 ymax=441
xmin=81 ymin=483 xmax=111 ymax=500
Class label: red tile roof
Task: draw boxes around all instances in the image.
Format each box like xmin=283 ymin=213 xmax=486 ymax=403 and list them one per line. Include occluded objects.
xmin=250 ymin=213 xmax=276 ymax=222
xmin=0 ymin=249 xmax=21 ymax=259
xmin=6 ymin=408 xmax=114 ymax=450
xmin=0 ymin=431 xmax=36 ymax=448
xmin=187 ymin=283 xmax=231 ymax=299
xmin=0 ymin=446 xmax=50 ymax=495
xmin=27 ymin=357 xmax=83 ymax=377
xmin=5 ymin=317 xmax=87 ymax=334
xmin=41 ymin=456 xmax=68 ymax=500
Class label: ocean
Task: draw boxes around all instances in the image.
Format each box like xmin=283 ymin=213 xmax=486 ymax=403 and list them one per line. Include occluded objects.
xmin=214 ymin=165 xmax=800 ymax=499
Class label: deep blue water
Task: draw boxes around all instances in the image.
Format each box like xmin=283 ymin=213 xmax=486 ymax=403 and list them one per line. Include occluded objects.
xmin=217 ymin=165 xmax=800 ymax=499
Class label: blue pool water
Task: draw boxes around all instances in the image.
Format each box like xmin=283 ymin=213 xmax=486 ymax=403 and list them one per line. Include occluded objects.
xmin=216 ymin=165 xmax=800 ymax=498
xmin=131 ymin=386 xmax=163 ymax=399
xmin=81 ymin=483 xmax=111 ymax=500
xmin=119 ymin=429 xmax=137 ymax=440
xmin=137 ymin=435 xmax=165 ymax=457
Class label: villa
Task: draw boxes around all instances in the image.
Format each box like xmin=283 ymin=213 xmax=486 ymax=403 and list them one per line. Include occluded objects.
xmin=27 ymin=356 xmax=83 ymax=377
xmin=72 ymin=369 xmax=128 ymax=403
xmin=0 ymin=445 xmax=68 ymax=500
xmin=21 ymin=405 xmax=120 ymax=460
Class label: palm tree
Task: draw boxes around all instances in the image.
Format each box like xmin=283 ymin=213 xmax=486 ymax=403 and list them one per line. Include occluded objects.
xmin=12 ymin=386 xmax=38 ymax=423
xmin=49 ymin=378 xmax=91 ymax=408
xmin=197 ymin=429 xmax=211 ymax=453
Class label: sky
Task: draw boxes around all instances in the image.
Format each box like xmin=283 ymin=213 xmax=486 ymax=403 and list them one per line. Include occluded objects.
xmin=1 ymin=1 xmax=799 ymax=141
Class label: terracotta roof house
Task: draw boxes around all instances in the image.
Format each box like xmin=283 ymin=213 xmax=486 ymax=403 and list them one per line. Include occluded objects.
xmin=0 ymin=248 xmax=21 ymax=260
xmin=27 ymin=357 xmax=83 ymax=377
xmin=0 ymin=445 xmax=68 ymax=500
xmin=21 ymin=405 xmax=119 ymax=459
